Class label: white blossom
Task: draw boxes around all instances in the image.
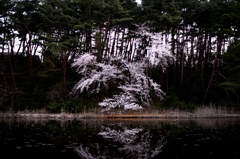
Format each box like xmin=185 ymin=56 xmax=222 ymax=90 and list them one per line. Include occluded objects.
xmin=135 ymin=23 xmax=173 ymax=68
xmin=99 ymin=92 xmax=142 ymax=111
xmin=72 ymin=22 xmax=172 ymax=111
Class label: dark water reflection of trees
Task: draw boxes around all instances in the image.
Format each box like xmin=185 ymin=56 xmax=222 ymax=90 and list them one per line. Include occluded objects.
xmin=0 ymin=118 xmax=240 ymax=159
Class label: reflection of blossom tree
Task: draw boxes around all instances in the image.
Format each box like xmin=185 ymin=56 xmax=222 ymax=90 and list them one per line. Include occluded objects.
xmin=75 ymin=145 xmax=95 ymax=159
xmin=74 ymin=123 xmax=166 ymax=159
xmin=75 ymin=143 xmax=113 ymax=159
xmin=98 ymin=125 xmax=143 ymax=144
xmin=118 ymin=130 xmax=166 ymax=158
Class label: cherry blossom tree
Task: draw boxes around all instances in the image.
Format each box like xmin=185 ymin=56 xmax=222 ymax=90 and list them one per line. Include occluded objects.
xmin=71 ymin=23 xmax=172 ymax=111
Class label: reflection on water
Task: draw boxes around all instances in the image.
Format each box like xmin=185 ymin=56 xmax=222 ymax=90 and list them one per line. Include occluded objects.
xmin=0 ymin=118 xmax=240 ymax=159
xmin=75 ymin=123 xmax=166 ymax=158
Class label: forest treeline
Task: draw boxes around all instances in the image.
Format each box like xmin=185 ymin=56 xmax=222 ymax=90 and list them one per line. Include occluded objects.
xmin=1 ymin=0 xmax=240 ymax=112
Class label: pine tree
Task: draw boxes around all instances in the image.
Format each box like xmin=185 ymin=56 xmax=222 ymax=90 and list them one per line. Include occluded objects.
xmin=219 ymin=40 xmax=240 ymax=104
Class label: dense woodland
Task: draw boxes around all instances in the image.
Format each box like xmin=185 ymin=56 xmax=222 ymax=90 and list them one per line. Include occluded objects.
xmin=1 ymin=0 xmax=240 ymax=112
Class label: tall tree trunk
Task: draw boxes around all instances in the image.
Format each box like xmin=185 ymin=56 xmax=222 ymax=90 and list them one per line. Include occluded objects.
xmin=200 ymin=33 xmax=208 ymax=87
xmin=198 ymin=31 xmax=206 ymax=87
xmin=28 ymin=32 xmax=35 ymax=85
xmin=129 ymin=38 xmax=134 ymax=61
xmin=171 ymin=28 xmax=177 ymax=86
xmin=180 ymin=28 xmax=186 ymax=86
xmin=89 ymin=33 xmax=93 ymax=55
xmin=62 ymin=50 xmax=67 ymax=90
xmin=25 ymin=24 xmax=36 ymax=86
xmin=188 ymin=28 xmax=195 ymax=69
xmin=111 ymin=25 xmax=118 ymax=56
xmin=103 ymin=17 xmax=111 ymax=61
xmin=8 ymin=44 xmax=17 ymax=112
xmin=97 ymin=22 xmax=103 ymax=62
xmin=205 ymin=35 xmax=212 ymax=70
xmin=119 ymin=25 xmax=126 ymax=57
xmin=124 ymin=38 xmax=130 ymax=59
xmin=203 ymin=36 xmax=223 ymax=103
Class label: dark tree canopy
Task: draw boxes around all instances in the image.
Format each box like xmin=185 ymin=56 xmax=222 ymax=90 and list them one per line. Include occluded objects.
xmin=1 ymin=0 xmax=240 ymax=112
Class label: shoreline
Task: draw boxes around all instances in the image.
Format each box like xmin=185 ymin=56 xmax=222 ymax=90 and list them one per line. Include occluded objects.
xmin=1 ymin=112 xmax=240 ymax=120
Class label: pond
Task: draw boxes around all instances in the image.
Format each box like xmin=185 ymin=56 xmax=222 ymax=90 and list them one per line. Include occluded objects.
xmin=0 ymin=118 xmax=240 ymax=159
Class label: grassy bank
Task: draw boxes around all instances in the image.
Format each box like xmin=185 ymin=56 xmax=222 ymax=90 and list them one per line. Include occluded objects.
xmin=0 ymin=105 xmax=240 ymax=120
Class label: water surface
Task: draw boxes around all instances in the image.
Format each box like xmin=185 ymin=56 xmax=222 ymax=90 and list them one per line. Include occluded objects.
xmin=0 ymin=118 xmax=240 ymax=159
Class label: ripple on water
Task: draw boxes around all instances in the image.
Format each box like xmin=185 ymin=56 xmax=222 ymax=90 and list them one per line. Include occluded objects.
xmin=66 ymin=146 xmax=72 ymax=149
xmin=25 ymin=144 xmax=33 ymax=148
xmin=71 ymin=143 xmax=78 ymax=146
